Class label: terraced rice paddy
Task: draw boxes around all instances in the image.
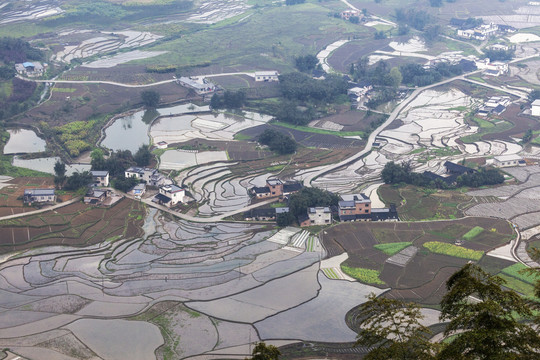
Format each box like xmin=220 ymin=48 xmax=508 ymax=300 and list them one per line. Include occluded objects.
xmin=0 ymin=209 xmax=386 ymax=358
xmin=311 ymin=88 xmax=525 ymax=194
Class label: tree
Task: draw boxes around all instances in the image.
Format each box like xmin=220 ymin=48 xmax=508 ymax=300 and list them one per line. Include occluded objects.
xmin=295 ymin=54 xmax=319 ymax=73
xmin=64 ymin=171 xmax=93 ymax=191
xmin=90 ymin=148 xmax=106 ymax=171
xmin=529 ymin=89 xmax=540 ymax=102
xmin=438 ymin=264 xmax=540 ymax=360
xmin=54 ymin=160 xmax=67 ymax=189
xmin=355 ymin=293 xmax=436 ymax=360
xmin=388 ymin=67 xmax=403 ymax=88
xmin=249 ymin=342 xmax=280 ymax=360
xmin=141 ymin=90 xmax=160 ymax=108
xmin=134 ymin=145 xmax=152 ymax=167
xmin=276 ymin=212 xmax=294 ymax=227
xmin=258 ymin=129 xmax=297 ymax=155
xmin=522 ymin=129 xmax=533 ymax=144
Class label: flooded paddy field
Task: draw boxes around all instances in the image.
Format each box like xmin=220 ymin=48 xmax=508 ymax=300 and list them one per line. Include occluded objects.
xmin=0 ymin=209 xmax=383 ymax=358
xmin=3 ymin=129 xmax=46 ymax=155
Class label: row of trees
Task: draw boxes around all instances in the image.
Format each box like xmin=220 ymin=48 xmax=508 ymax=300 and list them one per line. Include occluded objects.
xmin=257 ymin=128 xmax=297 ymax=155
xmin=350 ymin=58 xmax=402 ymax=87
xmin=210 ymin=90 xmax=246 ymax=109
xmin=401 ymin=62 xmax=463 ymax=87
xmin=278 ymin=72 xmax=348 ymax=103
xmin=91 ymin=146 xmax=152 ymax=177
xmin=357 ymin=262 xmax=540 ymax=360
xmin=381 ymin=161 xmax=504 ymax=189
xmin=484 ymin=48 xmax=515 ymax=62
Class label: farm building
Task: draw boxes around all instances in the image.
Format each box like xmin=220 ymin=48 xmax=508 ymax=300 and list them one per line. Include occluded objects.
xmin=340 ymin=9 xmax=361 ymax=20
xmin=250 ymin=178 xmax=302 ymax=199
xmin=177 ymin=77 xmax=216 ymax=94
xmin=492 ymin=154 xmax=524 ymax=168
xmin=125 ymin=167 xmax=165 ymax=187
xmin=129 ymin=183 xmax=146 ymax=198
xmin=532 ymin=99 xmax=540 ymax=116
xmin=15 ymin=62 xmax=45 ymax=77
xmin=153 ymin=184 xmax=185 ymax=208
xmin=23 ymin=189 xmax=55 ymax=205
xmin=255 ymin=71 xmax=279 ymax=82
xmin=90 ymin=170 xmax=109 ymax=187
xmin=444 ymin=161 xmax=476 ymax=176
xmin=84 ymin=188 xmax=108 ymax=205
xmin=244 ymin=208 xmax=276 ymax=221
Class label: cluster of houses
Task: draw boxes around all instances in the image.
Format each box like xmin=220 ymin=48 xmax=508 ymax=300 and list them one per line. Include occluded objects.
xmin=477 ymin=96 xmax=512 ymax=117
xmin=452 ymin=21 xmax=516 ymax=41
xmin=15 ymin=62 xmax=46 ymax=77
xmin=245 ymin=178 xmax=398 ymax=226
xmin=176 ymin=71 xmax=279 ymax=95
xmin=176 ymin=76 xmax=216 ymax=95
xmin=422 ymin=52 xmax=508 ymax=77
xmin=340 ymin=9 xmax=363 ymax=21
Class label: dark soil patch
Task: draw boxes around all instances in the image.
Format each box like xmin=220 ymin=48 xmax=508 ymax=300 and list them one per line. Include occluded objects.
xmin=0 ymin=198 xmax=145 ymax=254
xmin=328 ymin=38 xmax=391 ymax=73
xmin=322 ymin=217 xmax=515 ymax=305
xmin=239 ymin=124 xmax=364 ymax=149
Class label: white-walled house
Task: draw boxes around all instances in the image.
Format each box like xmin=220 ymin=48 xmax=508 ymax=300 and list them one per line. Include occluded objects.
xmin=493 ymin=154 xmax=523 ymax=168
xmin=532 ymin=99 xmax=540 ymax=116
xmin=255 ymin=71 xmax=279 ymax=82
xmin=90 ymin=170 xmax=109 ymax=187
xmin=154 ymin=184 xmax=185 ymax=207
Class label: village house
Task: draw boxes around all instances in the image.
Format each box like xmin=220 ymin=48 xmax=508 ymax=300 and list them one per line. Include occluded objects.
xmin=250 ymin=178 xmax=303 ymax=199
xmin=84 ymin=188 xmax=108 ymax=205
xmin=23 ymin=189 xmax=55 ymax=205
xmin=153 ymin=184 xmax=185 ymax=208
xmin=483 ymin=61 xmax=509 ymax=77
xmin=338 ymin=193 xmax=398 ymax=222
xmin=177 ymin=76 xmax=216 ymax=94
xmin=492 ymin=154 xmax=524 ymax=168
xmin=532 ymin=99 xmax=540 ymax=116
xmin=244 ymin=208 xmax=276 ymax=221
xmin=15 ymin=62 xmax=45 ymax=77
xmin=255 ymin=71 xmax=279 ymax=82
xmin=156 ymin=141 xmax=168 ymax=149
xmin=300 ymin=207 xmax=332 ymax=227
xmin=340 ymin=9 xmax=361 ymax=20
xmin=129 ymin=183 xmax=146 ymax=198
xmin=125 ymin=167 xmax=165 ymax=187
xmin=90 ymin=170 xmax=109 ymax=187
xmin=477 ymin=96 xmax=511 ymax=117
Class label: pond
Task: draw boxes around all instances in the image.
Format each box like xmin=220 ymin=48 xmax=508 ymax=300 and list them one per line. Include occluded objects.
xmin=3 ymin=129 xmax=46 ymax=155
xmin=12 ymin=156 xmax=90 ymax=176
xmin=101 ymin=103 xmax=210 ymax=153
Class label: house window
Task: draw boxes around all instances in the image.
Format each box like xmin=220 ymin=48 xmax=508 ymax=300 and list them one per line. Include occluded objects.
xmin=365 ymin=204 xmax=369 ymax=207
xmin=365 ymin=209 xmax=369 ymax=213
xmin=310 ymin=220 xmax=315 ymax=224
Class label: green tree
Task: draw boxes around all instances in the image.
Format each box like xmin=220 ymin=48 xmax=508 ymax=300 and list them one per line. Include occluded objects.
xmin=141 ymin=90 xmax=160 ymax=108
xmin=295 ymin=54 xmax=319 ymax=73
xmin=64 ymin=171 xmax=93 ymax=191
xmin=134 ymin=145 xmax=152 ymax=167
xmin=388 ymin=67 xmax=403 ymax=88
xmin=355 ymin=293 xmax=436 ymax=360
xmin=438 ymin=264 xmax=540 ymax=360
xmin=90 ymin=148 xmax=106 ymax=171
xmin=249 ymin=342 xmax=280 ymax=360
xmin=54 ymin=160 xmax=66 ymax=189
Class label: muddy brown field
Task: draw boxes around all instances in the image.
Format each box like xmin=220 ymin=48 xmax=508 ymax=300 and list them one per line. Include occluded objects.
xmin=323 ymin=217 xmax=515 ymax=304
xmin=0 ymin=198 xmax=145 ymax=254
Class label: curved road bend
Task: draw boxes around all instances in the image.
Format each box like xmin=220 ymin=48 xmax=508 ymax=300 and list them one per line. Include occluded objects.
xmin=26 ymin=72 xmax=255 ymax=88
xmin=302 ymin=71 xmax=486 ymax=186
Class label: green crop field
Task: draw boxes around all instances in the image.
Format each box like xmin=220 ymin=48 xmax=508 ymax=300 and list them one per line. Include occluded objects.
xmin=501 ymin=263 xmax=539 ymax=285
xmin=340 ymin=265 xmax=384 ymax=284
xmin=374 ymin=242 xmax=412 ymax=255
xmin=463 ymin=226 xmax=484 ymax=240
xmin=423 ymin=241 xmax=483 ymax=260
